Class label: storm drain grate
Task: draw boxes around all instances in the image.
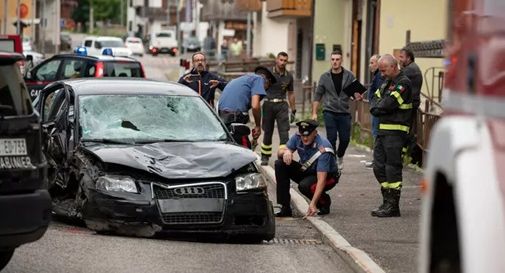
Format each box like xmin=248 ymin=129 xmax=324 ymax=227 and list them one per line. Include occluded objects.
xmin=263 ymin=238 xmax=323 ymax=245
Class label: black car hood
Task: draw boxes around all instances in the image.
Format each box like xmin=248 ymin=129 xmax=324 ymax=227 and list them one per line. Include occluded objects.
xmin=82 ymin=142 xmax=257 ymax=179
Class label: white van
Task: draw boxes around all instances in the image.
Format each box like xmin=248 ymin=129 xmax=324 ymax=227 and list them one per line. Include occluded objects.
xmin=148 ymin=30 xmax=178 ymax=56
xmin=82 ymin=36 xmax=132 ymax=57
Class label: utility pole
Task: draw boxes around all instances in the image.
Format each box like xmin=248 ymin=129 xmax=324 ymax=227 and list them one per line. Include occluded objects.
xmin=2 ymin=0 xmax=7 ymax=34
xmin=246 ymin=11 xmax=251 ymax=57
xmin=120 ymin=0 xmax=124 ymax=27
xmin=176 ymin=0 xmax=181 ymax=54
xmin=89 ymin=0 xmax=94 ymax=33
xmin=16 ymin=0 xmax=21 ymax=35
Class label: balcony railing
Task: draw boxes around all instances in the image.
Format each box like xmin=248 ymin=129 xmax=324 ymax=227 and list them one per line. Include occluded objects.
xmin=267 ymin=0 xmax=312 ymax=18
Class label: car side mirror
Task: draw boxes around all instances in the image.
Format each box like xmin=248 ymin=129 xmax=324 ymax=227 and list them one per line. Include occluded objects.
xmin=25 ymin=55 xmax=33 ymax=62
xmin=229 ymin=123 xmax=250 ymax=138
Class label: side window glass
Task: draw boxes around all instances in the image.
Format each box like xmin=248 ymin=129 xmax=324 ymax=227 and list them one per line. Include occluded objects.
xmin=95 ymin=41 xmax=102 ymax=49
xmin=62 ymin=60 xmax=86 ymax=79
xmin=42 ymin=89 xmax=65 ymax=123
xmin=35 ymin=59 xmax=62 ymax=81
xmin=84 ymin=40 xmax=92 ymax=47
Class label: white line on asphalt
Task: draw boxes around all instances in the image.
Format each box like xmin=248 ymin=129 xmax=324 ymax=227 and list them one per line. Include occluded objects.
xmin=258 ymin=159 xmax=386 ymax=273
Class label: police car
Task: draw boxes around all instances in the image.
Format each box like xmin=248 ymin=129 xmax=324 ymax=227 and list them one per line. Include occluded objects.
xmin=24 ymin=47 xmax=146 ymax=101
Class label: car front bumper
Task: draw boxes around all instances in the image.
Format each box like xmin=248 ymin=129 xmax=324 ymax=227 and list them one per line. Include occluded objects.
xmin=0 ymin=189 xmax=51 ymax=249
xmin=83 ymin=183 xmax=275 ymax=239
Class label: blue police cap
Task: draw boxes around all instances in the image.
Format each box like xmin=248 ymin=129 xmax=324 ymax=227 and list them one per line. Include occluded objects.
xmin=296 ymin=119 xmax=319 ymax=136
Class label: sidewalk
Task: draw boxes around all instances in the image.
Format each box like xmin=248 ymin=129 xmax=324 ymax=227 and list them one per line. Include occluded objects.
xmin=259 ymin=127 xmax=423 ymax=273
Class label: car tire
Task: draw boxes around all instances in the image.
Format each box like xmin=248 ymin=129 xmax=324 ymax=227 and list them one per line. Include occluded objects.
xmin=0 ymin=249 xmax=15 ymax=271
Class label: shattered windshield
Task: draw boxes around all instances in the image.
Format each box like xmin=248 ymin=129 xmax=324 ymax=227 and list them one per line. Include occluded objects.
xmin=79 ymin=94 xmax=227 ymax=142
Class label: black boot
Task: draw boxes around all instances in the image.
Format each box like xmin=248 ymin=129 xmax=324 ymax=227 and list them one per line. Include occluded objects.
xmin=371 ymin=189 xmax=401 ymax=217
xmin=370 ymin=188 xmax=387 ymax=216
xmin=261 ymin=155 xmax=269 ymax=166
xmin=317 ymin=194 xmax=331 ymax=215
xmin=275 ymin=206 xmax=292 ymax=217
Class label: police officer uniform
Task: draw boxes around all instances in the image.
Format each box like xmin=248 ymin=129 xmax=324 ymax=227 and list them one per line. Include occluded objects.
xmin=260 ymin=66 xmax=294 ymax=165
xmin=370 ymin=71 xmax=413 ymax=217
xmin=275 ymin=120 xmax=340 ymax=217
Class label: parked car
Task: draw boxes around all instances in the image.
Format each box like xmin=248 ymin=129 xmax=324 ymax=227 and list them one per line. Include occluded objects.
xmin=125 ymin=37 xmax=145 ymax=56
xmin=82 ymin=36 xmax=132 ymax=57
xmin=183 ymin=36 xmax=201 ymax=53
xmin=35 ymin=78 xmax=275 ymax=240
xmin=0 ymin=52 xmax=51 ymax=271
xmin=24 ymin=48 xmax=145 ymax=101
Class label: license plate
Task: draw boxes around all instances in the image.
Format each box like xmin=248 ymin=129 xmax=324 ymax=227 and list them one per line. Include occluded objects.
xmin=158 ymin=198 xmax=224 ymax=213
xmin=0 ymin=138 xmax=27 ymax=156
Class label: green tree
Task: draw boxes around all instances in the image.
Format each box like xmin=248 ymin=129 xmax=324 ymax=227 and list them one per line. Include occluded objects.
xmin=72 ymin=0 xmax=122 ymax=32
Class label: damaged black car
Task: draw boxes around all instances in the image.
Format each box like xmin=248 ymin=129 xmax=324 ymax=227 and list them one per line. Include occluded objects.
xmin=37 ymin=78 xmax=275 ymax=241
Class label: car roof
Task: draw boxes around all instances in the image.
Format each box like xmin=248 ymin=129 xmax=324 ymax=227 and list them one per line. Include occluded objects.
xmin=0 ymin=51 xmax=24 ymax=64
xmin=50 ymin=53 xmax=139 ymax=62
xmin=84 ymin=36 xmax=123 ymax=41
xmin=61 ymin=78 xmax=198 ymax=97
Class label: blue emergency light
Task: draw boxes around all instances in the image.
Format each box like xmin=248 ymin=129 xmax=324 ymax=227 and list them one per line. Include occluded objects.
xmin=74 ymin=47 xmax=87 ymax=56
xmin=102 ymin=48 xmax=114 ymax=56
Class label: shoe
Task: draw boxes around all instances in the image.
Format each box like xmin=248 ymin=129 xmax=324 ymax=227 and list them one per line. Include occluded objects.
xmin=371 ymin=189 xmax=401 ymax=217
xmin=275 ymin=209 xmax=292 ymax=217
xmin=260 ymin=155 xmax=269 ymax=166
xmin=337 ymin=156 xmax=344 ymax=171
xmin=365 ymin=161 xmax=373 ymax=168
xmin=318 ymin=206 xmax=330 ymax=215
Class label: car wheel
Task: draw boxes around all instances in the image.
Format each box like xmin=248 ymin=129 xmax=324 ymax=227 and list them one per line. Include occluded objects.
xmin=0 ymin=249 xmax=15 ymax=271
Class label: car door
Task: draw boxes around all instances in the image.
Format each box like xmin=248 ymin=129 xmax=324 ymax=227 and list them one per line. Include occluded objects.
xmin=25 ymin=58 xmax=63 ymax=101
xmin=39 ymin=84 xmax=71 ymax=189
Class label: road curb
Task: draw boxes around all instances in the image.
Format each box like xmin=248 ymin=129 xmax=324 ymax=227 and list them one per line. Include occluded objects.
xmin=258 ymin=161 xmax=386 ymax=273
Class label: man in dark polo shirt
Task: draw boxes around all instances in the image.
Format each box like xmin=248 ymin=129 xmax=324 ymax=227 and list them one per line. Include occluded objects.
xmin=260 ymin=52 xmax=295 ymax=166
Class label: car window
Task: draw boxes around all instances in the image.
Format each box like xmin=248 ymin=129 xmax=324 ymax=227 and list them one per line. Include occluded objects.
xmin=35 ymin=59 xmax=62 ymax=81
xmin=104 ymin=62 xmax=142 ymax=77
xmin=42 ymin=88 xmax=65 ymax=122
xmin=79 ymin=95 xmax=226 ymax=142
xmin=62 ymin=59 xmax=86 ymax=79
xmin=0 ymin=64 xmax=33 ymax=116
xmin=84 ymin=40 xmax=92 ymax=47
xmin=99 ymin=40 xmax=124 ymax=47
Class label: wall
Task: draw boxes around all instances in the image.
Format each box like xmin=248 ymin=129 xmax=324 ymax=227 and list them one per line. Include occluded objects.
xmin=0 ymin=0 xmax=35 ymax=36
xmin=312 ymin=0 xmax=348 ymax=83
xmin=379 ymin=0 xmax=448 ymax=98
xmin=257 ymin=5 xmax=294 ymax=59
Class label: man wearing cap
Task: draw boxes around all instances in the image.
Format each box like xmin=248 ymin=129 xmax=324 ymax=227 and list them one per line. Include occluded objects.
xmin=275 ymin=119 xmax=340 ymax=217
xmin=218 ymin=66 xmax=276 ymax=148
xmin=260 ymin=52 xmax=295 ymax=166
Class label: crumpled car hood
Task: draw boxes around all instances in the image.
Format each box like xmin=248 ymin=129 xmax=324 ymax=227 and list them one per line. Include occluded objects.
xmin=82 ymin=142 xmax=257 ymax=179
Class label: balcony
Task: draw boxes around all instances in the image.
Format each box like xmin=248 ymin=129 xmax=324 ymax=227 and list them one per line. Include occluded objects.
xmin=267 ymin=0 xmax=312 ymax=18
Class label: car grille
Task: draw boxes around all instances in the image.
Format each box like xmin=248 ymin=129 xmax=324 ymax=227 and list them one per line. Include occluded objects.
xmin=162 ymin=212 xmax=223 ymax=224
xmin=153 ymin=183 xmax=226 ymax=225
xmin=153 ymin=183 xmax=225 ymax=199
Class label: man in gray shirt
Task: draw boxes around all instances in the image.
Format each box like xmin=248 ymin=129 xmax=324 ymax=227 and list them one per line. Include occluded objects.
xmin=399 ymin=47 xmax=423 ymax=111
xmin=312 ymin=50 xmax=363 ymax=171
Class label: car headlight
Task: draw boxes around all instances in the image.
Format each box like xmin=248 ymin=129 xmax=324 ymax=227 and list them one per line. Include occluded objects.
xmin=235 ymin=173 xmax=266 ymax=192
xmin=96 ymin=175 xmax=138 ymax=193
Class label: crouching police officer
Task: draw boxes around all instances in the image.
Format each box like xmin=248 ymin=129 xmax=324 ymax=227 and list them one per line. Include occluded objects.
xmin=275 ymin=119 xmax=340 ymax=217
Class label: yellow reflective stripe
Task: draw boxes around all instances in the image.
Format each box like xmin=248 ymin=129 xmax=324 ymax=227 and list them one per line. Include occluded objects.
xmin=278 ymin=144 xmax=286 ymax=149
xmin=402 ymin=147 xmax=408 ymax=153
xmin=390 ymin=91 xmax=404 ymax=105
xmin=399 ymin=103 xmax=412 ymax=109
xmin=261 ymin=149 xmax=273 ymax=155
xmin=379 ymin=123 xmax=410 ymax=132
xmin=380 ymin=182 xmax=402 ymax=189
xmin=374 ymin=89 xmax=381 ymax=98
xmin=261 ymin=143 xmax=272 ymax=149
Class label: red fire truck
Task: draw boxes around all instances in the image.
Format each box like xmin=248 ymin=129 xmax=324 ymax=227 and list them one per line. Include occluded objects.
xmin=419 ymin=0 xmax=505 ymax=272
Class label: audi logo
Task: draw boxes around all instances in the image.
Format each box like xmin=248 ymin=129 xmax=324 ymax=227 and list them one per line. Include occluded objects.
xmin=173 ymin=186 xmax=205 ymax=195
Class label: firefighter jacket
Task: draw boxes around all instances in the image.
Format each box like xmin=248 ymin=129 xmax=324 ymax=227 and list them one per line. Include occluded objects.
xmin=370 ymin=71 xmax=413 ymax=135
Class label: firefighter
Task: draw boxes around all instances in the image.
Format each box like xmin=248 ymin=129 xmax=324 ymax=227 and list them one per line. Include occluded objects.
xmin=260 ymin=52 xmax=295 ymax=166
xmin=275 ymin=119 xmax=340 ymax=217
xmin=218 ymin=66 xmax=276 ymax=148
xmin=370 ymin=54 xmax=413 ymax=217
